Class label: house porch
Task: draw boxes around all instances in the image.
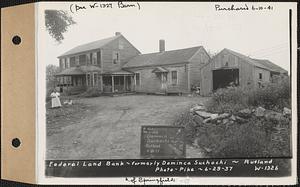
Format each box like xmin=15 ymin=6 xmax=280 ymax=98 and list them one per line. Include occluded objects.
xmin=101 ymin=70 xmax=135 ymax=93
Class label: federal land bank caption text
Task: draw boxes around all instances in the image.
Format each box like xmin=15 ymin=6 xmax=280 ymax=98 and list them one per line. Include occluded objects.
xmin=69 ymin=2 xmax=141 ymax=13
xmin=48 ymin=159 xmax=279 ymax=173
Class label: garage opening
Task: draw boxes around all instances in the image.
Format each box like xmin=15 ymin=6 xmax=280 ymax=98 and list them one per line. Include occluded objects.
xmin=213 ymin=69 xmax=239 ymax=91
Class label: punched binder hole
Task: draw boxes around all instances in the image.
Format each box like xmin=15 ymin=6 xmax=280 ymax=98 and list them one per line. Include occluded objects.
xmin=12 ymin=138 xmax=21 ymax=148
xmin=12 ymin=35 xmax=21 ymax=45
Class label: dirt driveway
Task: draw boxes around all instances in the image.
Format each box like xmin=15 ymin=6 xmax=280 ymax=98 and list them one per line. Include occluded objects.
xmin=46 ymin=95 xmax=208 ymax=160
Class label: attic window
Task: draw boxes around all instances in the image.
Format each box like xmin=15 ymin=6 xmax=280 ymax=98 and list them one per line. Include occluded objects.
xmin=259 ymin=73 xmax=262 ymax=80
xmin=225 ymin=62 xmax=229 ymax=67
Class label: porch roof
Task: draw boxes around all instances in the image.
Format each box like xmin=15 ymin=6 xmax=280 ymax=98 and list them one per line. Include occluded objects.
xmin=101 ymin=69 xmax=134 ymax=75
xmin=152 ymin=67 xmax=169 ymax=73
xmin=55 ymin=65 xmax=101 ymax=76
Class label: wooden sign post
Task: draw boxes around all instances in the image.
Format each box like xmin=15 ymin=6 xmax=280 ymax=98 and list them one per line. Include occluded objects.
xmin=140 ymin=126 xmax=186 ymax=158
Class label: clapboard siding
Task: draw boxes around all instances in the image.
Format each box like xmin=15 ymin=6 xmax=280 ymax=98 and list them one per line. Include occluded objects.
xmin=200 ymin=49 xmax=255 ymax=96
xmin=189 ymin=48 xmax=210 ymax=87
xmin=127 ymin=64 xmax=189 ymax=93
xmin=102 ymin=36 xmax=140 ymax=72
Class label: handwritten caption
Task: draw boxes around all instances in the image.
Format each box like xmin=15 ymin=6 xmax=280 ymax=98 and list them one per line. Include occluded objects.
xmin=125 ymin=177 xmax=176 ymax=185
xmin=215 ymin=4 xmax=274 ymax=12
xmin=69 ymin=1 xmax=141 ymax=13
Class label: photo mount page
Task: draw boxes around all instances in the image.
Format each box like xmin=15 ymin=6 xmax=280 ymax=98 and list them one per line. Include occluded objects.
xmin=34 ymin=1 xmax=297 ymax=185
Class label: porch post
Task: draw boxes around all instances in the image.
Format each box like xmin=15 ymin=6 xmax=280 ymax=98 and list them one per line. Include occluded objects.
xmin=131 ymin=76 xmax=135 ymax=91
xmin=86 ymin=73 xmax=88 ymax=87
xmin=111 ymin=75 xmax=114 ymax=93
xmin=123 ymin=75 xmax=126 ymax=91
xmin=100 ymin=75 xmax=103 ymax=92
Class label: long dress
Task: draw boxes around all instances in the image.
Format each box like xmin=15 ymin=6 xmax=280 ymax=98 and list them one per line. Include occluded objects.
xmin=51 ymin=92 xmax=62 ymax=108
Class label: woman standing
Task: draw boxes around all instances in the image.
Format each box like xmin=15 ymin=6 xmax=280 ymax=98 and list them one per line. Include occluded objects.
xmin=50 ymin=89 xmax=62 ymax=108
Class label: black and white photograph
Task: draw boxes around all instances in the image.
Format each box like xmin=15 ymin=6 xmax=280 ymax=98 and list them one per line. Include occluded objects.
xmin=35 ymin=1 xmax=297 ymax=185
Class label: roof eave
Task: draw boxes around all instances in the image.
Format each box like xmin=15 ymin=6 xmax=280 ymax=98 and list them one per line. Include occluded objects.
xmin=123 ymin=61 xmax=189 ymax=69
xmin=57 ymin=35 xmax=122 ymax=58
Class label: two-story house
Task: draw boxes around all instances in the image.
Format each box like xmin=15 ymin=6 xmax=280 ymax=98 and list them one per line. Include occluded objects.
xmin=56 ymin=32 xmax=141 ymax=94
xmin=56 ymin=32 xmax=211 ymax=95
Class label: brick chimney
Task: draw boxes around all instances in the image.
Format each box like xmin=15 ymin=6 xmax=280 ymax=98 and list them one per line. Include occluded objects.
xmin=115 ymin=32 xmax=121 ymax=36
xmin=159 ymin=39 xmax=165 ymax=52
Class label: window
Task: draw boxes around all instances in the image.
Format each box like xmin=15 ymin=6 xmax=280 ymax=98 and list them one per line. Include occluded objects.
xmin=259 ymin=73 xmax=262 ymax=80
xmin=87 ymin=74 xmax=91 ymax=86
xmin=67 ymin=76 xmax=72 ymax=84
xmin=171 ymin=71 xmax=178 ymax=85
xmin=135 ymin=73 xmax=140 ymax=86
xmin=75 ymin=56 xmax=79 ymax=66
xmin=70 ymin=57 xmax=76 ymax=67
xmin=113 ymin=51 xmax=120 ymax=64
xmin=86 ymin=54 xmax=90 ymax=64
xmin=92 ymin=52 xmax=97 ymax=65
xmin=66 ymin=58 xmax=70 ymax=68
xmin=62 ymin=58 xmax=66 ymax=69
xmin=97 ymin=51 xmax=101 ymax=66
xmin=79 ymin=55 xmax=86 ymax=65
xmin=93 ymin=73 xmax=98 ymax=86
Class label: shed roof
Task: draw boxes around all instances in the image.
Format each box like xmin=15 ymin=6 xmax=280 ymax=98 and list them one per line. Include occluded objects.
xmin=56 ymin=65 xmax=101 ymax=76
xmin=58 ymin=35 xmax=121 ymax=57
xmin=152 ymin=67 xmax=169 ymax=73
xmin=101 ymin=69 xmax=134 ymax=75
xmin=123 ymin=46 xmax=203 ymax=68
xmin=223 ymin=48 xmax=288 ymax=74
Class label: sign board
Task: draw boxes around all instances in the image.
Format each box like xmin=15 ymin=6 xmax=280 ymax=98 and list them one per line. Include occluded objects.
xmin=140 ymin=126 xmax=186 ymax=158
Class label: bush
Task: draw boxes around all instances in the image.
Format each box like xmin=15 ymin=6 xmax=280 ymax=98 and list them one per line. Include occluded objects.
xmin=175 ymin=113 xmax=292 ymax=158
xmin=81 ymin=87 xmax=102 ymax=97
xmin=205 ymin=86 xmax=251 ymax=113
xmin=206 ymin=76 xmax=291 ymax=113
xmin=248 ymin=76 xmax=290 ymax=111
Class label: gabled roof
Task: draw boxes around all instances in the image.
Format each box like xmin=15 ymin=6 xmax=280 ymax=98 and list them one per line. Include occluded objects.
xmin=55 ymin=65 xmax=101 ymax=76
xmin=58 ymin=35 xmax=121 ymax=58
xmin=222 ymin=48 xmax=288 ymax=74
xmin=123 ymin=46 xmax=203 ymax=68
xmin=251 ymin=59 xmax=288 ymax=74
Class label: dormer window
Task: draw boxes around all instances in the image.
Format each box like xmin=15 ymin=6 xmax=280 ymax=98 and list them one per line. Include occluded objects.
xmin=113 ymin=51 xmax=120 ymax=64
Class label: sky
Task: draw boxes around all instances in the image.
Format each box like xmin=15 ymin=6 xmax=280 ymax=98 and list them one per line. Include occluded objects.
xmin=38 ymin=2 xmax=296 ymax=72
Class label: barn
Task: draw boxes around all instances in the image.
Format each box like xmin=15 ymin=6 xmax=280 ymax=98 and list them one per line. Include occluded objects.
xmin=199 ymin=48 xmax=288 ymax=96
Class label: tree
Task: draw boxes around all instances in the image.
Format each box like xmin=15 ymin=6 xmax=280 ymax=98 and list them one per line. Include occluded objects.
xmin=46 ymin=64 xmax=60 ymax=91
xmin=45 ymin=10 xmax=76 ymax=43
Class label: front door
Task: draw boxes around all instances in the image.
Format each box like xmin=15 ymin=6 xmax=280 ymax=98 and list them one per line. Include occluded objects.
xmin=161 ymin=72 xmax=168 ymax=90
